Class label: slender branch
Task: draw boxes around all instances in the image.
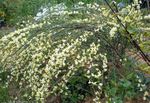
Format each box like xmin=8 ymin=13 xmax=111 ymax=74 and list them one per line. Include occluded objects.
xmin=104 ymin=0 xmax=150 ymax=66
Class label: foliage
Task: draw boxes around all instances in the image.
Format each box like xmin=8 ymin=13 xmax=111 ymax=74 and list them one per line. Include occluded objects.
xmin=0 ymin=0 xmax=49 ymax=25
xmin=0 ymin=1 xmax=149 ymax=103
xmin=0 ymin=85 xmax=9 ymax=102
xmin=0 ymin=66 xmax=10 ymax=102
xmin=61 ymin=69 xmax=91 ymax=103
xmin=105 ymin=58 xmax=150 ymax=103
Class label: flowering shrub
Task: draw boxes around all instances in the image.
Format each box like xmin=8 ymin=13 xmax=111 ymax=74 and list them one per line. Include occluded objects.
xmin=0 ymin=2 xmax=149 ymax=103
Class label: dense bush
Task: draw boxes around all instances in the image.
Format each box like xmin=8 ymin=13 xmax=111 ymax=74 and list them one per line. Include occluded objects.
xmin=0 ymin=1 xmax=150 ymax=103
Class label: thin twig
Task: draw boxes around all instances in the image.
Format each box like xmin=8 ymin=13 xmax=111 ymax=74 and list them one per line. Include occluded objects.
xmin=104 ymin=0 xmax=150 ymax=66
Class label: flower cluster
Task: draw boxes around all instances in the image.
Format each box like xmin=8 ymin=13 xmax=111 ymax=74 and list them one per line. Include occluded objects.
xmin=0 ymin=2 xmax=148 ymax=102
